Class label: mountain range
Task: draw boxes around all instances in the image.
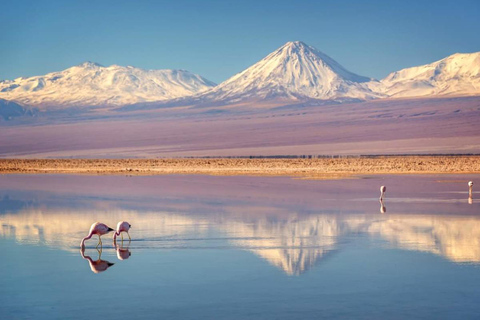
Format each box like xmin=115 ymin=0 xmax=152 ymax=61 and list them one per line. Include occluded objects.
xmin=376 ymin=52 xmax=480 ymax=98
xmin=0 ymin=62 xmax=215 ymax=109
xmin=1 ymin=41 xmax=479 ymax=111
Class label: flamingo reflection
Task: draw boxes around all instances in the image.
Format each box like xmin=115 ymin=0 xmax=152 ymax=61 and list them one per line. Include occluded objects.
xmin=80 ymin=247 xmax=115 ymax=273
xmin=379 ymin=199 xmax=386 ymax=213
xmin=115 ymin=243 xmax=132 ymax=260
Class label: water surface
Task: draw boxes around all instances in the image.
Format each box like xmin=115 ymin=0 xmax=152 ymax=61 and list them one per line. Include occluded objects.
xmin=1 ymin=174 xmax=479 ymax=319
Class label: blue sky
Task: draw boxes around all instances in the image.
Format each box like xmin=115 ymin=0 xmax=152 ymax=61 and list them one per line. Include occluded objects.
xmin=1 ymin=0 xmax=479 ymax=83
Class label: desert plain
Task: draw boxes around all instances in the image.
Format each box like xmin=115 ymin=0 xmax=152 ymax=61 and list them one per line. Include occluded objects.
xmin=1 ymin=156 xmax=479 ymax=179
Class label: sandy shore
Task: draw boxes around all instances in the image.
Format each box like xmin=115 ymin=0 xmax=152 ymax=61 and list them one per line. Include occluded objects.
xmin=0 ymin=156 xmax=479 ymax=179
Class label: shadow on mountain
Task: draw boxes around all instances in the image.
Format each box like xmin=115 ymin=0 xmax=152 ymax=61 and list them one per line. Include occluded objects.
xmin=0 ymin=99 xmax=37 ymax=121
xmin=113 ymin=94 xmax=365 ymax=113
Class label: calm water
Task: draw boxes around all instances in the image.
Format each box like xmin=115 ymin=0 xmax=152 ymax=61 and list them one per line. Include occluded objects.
xmin=1 ymin=174 xmax=479 ymax=319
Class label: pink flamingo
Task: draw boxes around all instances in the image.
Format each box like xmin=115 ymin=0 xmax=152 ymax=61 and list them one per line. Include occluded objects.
xmin=80 ymin=222 xmax=114 ymax=248
xmin=468 ymin=181 xmax=474 ymax=204
xmin=113 ymin=221 xmax=132 ymax=243
xmin=379 ymin=185 xmax=386 ymax=200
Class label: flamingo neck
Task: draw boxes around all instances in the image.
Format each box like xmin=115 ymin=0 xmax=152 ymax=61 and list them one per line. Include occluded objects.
xmin=81 ymin=233 xmax=93 ymax=247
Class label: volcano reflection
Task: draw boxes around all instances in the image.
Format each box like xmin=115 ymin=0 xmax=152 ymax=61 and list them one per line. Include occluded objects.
xmin=2 ymin=204 xmax=480 ymax=275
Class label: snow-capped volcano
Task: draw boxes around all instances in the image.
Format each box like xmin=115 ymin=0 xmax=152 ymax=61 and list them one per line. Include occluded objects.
xmin=192 ymin=41 xmax=382 ymax=104
xmin=0 ymin=62 xmax=216 ymax=108
xmin=378 ymin=52 xmax=480 ymax=98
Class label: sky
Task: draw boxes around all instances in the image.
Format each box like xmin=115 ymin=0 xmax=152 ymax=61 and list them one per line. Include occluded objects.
xmin=1 ymin=0 xmax=480 ymax=83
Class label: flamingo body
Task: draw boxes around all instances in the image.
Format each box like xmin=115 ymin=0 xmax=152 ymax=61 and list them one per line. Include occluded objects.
xmin=80 ymin=222 xmax=114 ymax=248
xmin=113 ymin=221 xmax=132 ymax=242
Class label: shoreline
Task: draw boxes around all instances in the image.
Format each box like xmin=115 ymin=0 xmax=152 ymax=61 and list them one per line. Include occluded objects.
xmin=1 ymin=156 xmax=479 ymax=179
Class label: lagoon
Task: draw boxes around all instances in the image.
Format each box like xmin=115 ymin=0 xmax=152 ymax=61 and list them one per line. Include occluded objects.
xmin=1 ymin=174 xmax=479 ymax=319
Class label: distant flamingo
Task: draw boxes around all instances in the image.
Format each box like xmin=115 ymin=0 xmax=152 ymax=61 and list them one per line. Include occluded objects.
xmin=379 ymin=186 xmax=386 ymax=200
xmin=80 ymin=222 xmax=114 ymax=248
xmin=468 ymin=181 xmax=474 ymax=204
xmin=80 ymin=247 xmax=114 ymax=273
xmin=113 ymin=221 xmax=132 ymax=243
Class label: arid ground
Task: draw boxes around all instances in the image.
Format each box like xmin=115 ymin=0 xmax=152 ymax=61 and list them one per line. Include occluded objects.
xmin=1 ymin=156 xmax=479 ymax=179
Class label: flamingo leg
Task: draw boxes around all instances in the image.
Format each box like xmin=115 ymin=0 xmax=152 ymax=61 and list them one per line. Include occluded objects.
xmin=96 ymin=235 xmax=103 ymax=248
xmin=127 ymin=232 xmax=131 ymax=241
xmin=121 ymin=233 xmax=124 ymax=241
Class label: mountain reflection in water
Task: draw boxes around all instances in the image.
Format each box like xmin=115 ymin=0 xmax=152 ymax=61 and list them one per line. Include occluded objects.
xmin=2 ymin=206 xmax=480 ymax=275
xmin=1 ymin=174 xmax=478 ymax=276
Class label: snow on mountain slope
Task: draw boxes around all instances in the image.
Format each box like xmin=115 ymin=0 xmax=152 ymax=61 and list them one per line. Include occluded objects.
xmin=378 ymin=52 xmax=480 ymax=98
xmin=191 ymin=41 xmax=383 ymax=104
xmin=0 ymin=62 xmax=216 ymax=108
